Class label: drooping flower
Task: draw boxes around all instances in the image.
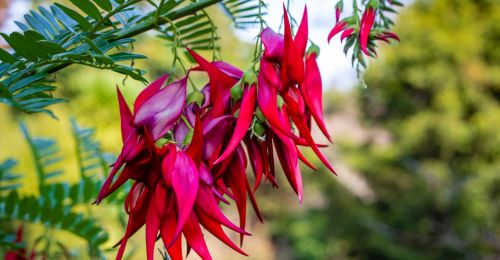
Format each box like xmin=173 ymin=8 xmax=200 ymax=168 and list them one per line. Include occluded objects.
xmin=99 ymin=6 xmax=338 ymax=260
xmin=328 ymin=0 xmax=399 ymax=57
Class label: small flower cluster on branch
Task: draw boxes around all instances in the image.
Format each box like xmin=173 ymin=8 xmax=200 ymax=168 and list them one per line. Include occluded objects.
xmin=329 ymin=0 xmax=401 ymax=69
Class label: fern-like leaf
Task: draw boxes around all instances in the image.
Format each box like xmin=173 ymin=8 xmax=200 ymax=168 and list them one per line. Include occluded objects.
xmin=20 ymin=122 xmax=63 ymax=192
xmin=0 ymin=159 xmax=22 ymax=192
xmin=0 ymin=190 xmax=109 ymax=251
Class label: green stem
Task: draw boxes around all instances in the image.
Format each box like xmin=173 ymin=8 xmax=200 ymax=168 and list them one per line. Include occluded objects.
xmin=116 ymin=0 xmax=223 ymax=39
xmin=181 ymin=115 xmax=193 ymax=130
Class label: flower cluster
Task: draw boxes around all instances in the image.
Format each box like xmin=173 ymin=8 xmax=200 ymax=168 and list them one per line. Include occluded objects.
xmin=328 ymin=0 xmax=401 ymax=57
xmin=97 ymin=6 xmax=335 ymax=260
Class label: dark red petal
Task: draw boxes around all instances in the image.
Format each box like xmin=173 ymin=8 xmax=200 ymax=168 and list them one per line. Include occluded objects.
xmin=145 ymin=187 xmax=161 ymax=260
xmin=160 ymin=214 xmax=183 ymax=260
xmin=271 ymin=109 xmax=303 ymax=201
xmin=245 ymin=172 xmax=263 ymax=222
xmin=196 ymin=183 xmax=248 ymax=234
xmin=383 ymin=31 xmax=400 ymax=41
xmin=116 ymin=190 xmax=151 ymax=259
xmin=198 ymin=212 xmax=248 ymax=256
xmin=245 ymin=138 xmax=264 ymax=192
xmin=183 ymin=213 xmax=213 ymax=260
xmin=224 ymin=147 xmax=249 ymax=245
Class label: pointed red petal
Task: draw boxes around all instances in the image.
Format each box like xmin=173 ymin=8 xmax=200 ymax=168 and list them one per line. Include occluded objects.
xmin=196 ymin=183 xmax=248 ymax=234
xmin=301 ymin=53 xmax=332 ymax=141
xmin=294 ymin=6 xmax=309 ymax=59
xmin=340 ymin=28 xmax=355 ymax=42
xmin=215 ymin=85 xmax=256 ymax=164
xmin=290 ymin=113 xmax=336 ymax=175
xmin=183 ymin=213 xmax=213 ymax=260
xmin=160 ymin=210 xmax=183 ymax=260
xmin=257 ymin=74 xmax=299 ymax=139
xmin=198 ymin=212 xmax=248 ymax=256
xmin=187 ymin=48 xmax=237 ymax=117
xmin=145 ymin=188 xmax=161 ymax=260
xmin=360 ymin=8 xmax=376 ymax=55
xmin=186 ymin=112 xmax=203 ymax=166
xmin=328 ymin=21 xmax=347 ymax=43
xmin=116 ymin=87 xmax=133 ymax=144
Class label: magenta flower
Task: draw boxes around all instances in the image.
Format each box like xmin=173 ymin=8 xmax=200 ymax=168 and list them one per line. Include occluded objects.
xmin=98 ymin=7 xmax=340 ymax=260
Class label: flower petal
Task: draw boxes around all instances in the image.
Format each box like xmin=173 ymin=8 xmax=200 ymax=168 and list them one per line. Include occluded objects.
xmin=170 ymin=150 xmax=199 ymax=243
xmin=300 ymin=52 xmax=332 ymax=141
xmin=134 ymin=74 xmax=169 ymax=113
xmin=215 ymin=85 xmax=256 ymax=164
xmin=134 ymin=77 xmax=188 ymax=140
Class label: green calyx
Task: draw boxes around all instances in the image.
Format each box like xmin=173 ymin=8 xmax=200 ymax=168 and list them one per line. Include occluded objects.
xmin=230 ymin=81 xmax=243 ymax=101
xmin=307 ymin=42 xmax=321 ymax=56
xmin=335 ymin=0 xmax=344 ymax=10
xmin=183 ymin=129 xmax=194 ymax=145
xmin=242 ymin=69 xmax=257 ymax=85
xmin=187 ymin=90 xmax=205 ymax=106
xmin=368 ymin=0 xmax=380 ymax=9
xmin=252 ymin=121 xmax=266 ymax=137
xmin=277 ymin=95 xmax=284 ymax=108
xmin=255 ymin=108 xmax=266 ymax=122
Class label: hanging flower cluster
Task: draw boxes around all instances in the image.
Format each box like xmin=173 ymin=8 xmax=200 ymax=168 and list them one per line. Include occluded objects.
xmin=96 ymin=5 xmax=336 ymax=260
xmin=328 ymin=0 xmax=401 ymax=63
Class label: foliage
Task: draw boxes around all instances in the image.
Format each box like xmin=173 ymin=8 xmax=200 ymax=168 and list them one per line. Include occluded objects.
xmin=0 ymin=121 xmax=127 ymax=258
xmin=0 ymin=0 xmax=265 ymax=116
xmin=270 ymin=0 xmax=500 ymax=259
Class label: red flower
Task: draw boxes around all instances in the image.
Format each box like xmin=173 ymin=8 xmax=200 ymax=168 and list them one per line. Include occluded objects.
xmin=99 ymin=6 xmax=338 ymax=260
xmin=360 ymin=6 xmax=377 ymax=55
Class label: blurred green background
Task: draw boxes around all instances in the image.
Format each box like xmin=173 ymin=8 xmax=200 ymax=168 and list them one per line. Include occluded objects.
xmin=1 ymin=0 xmax=500 ymax=259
